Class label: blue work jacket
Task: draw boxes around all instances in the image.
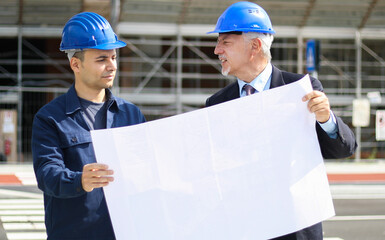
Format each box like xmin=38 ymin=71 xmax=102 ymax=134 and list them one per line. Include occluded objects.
xmin=32 ymin=85 xmax=145 ymax=240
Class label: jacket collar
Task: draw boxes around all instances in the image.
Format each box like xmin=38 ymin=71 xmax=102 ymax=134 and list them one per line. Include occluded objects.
xmin=269 ymin=65 xmax=285 ymax=89
xmin=65 ymin=85 xmax=118 ymax=115
xmin=227 ymin=64 xmax=285 ymax=100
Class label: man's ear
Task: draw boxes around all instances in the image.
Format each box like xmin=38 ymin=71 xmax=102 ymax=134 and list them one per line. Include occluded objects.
xmin=70 ymin=57 xmax=81 ymax=73
xmin=251 ymin=38 xmax=262 ymax=53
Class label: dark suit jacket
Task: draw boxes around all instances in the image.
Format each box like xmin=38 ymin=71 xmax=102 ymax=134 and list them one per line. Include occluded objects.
xmin=205 ymin=65 xmax=357 ymax=240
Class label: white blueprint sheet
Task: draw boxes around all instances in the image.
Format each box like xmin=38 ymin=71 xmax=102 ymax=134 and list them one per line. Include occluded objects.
xmin=91 ymin=75 xmax=335 ymax=240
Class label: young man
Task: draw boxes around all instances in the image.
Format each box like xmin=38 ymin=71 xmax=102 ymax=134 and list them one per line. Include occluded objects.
xmin=206 ymin=2 xmax=357 ymax=240
xmin=31 ymin=12 xmax=145 ymax=239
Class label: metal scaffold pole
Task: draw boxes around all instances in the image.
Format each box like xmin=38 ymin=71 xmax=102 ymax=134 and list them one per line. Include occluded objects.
xmin=17 ymin=26 xmax=23 ymax=162
xmin=355 ymin=31 xmax=362 ymax=161
xmin=297 ymin=30 xmax=303 ymax=74
xmin=111 ymin=0 xmax=121 ymax=96
xmin=176 ymin=29 xmax=183 ymax=114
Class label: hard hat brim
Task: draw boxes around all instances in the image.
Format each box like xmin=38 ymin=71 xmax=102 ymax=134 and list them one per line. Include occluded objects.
xmin=207 ymin=29 xmax=276 ymax=34
xmin=60 ymin=40 xmax=127 ymax=51
xmin=88 ymin=40 xmax=127 ymax=50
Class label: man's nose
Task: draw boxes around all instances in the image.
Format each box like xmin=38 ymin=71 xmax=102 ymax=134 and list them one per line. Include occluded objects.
xmin=214 ymin=44 xmax=222 ymax=55
xmin=107 ymin=59 xmax=117 ymax=71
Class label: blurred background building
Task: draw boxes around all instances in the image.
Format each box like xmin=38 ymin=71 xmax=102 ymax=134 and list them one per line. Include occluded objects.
xmin=0 ymin=0 xmax=385 ymax=162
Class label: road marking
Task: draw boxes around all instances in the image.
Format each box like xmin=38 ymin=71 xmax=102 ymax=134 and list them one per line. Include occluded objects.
xmin=327 ymin=215 xmax=385 ymax=221
xmin=330 ymin=184 xmax=385 ymax=199
xmin=0 ymin=209 xmax=44 ymax=215
xmin=0 ymin=175 xmax=21 ymax=184
xmin=15 ymin=172 xmax=38 ymax=186
xmin=3 ymin=222 xmax=45 ymax=230
xmin=333 ymin=195 xmax=385 ymax=199
xmin=6 ymin=232 xmax=47 ymax=240
xmin=0 ymin=189 xmax=43 ymax=199
xmin=1 ymin=216 xmax=44 ymax=222
xmin=0 ymin=203 xmax=43 ymax=210
xmin=328 ymin=173 xmax=385 ymax=183
xmin=0 ymin=199 xmax=43 ymax=204
xmin=0 ymin=198 xmax=46 ymax=240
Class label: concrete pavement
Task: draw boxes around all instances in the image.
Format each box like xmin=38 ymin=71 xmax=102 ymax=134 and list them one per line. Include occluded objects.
xmin=0 ymin=163 xmax=36 ymax=186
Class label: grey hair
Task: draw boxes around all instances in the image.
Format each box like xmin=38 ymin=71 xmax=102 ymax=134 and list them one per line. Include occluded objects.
xmin=242 ymin=32 xmax=274 ymax=61
xmin=64 ymin=49 xmax=82 ymax=62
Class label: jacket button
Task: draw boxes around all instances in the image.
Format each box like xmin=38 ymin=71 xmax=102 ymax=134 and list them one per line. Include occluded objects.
xmin=71 ymin=137 xmax=77 ymax=143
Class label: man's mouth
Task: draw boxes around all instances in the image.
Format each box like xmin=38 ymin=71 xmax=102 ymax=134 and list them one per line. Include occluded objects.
xmin=103 ymin=74 xmax=115 ymax=79
xmin=218 ymin=55 xmax=227 ymax=63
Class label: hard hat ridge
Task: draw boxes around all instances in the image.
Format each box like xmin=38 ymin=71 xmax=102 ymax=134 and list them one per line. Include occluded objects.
xmin=207 ymin=1 xmax=275 ymax=34
xmin=60 ymin=12 xmax=126 ymax=51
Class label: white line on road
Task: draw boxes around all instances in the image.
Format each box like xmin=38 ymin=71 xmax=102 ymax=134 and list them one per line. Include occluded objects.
xmin=15 ymin=172 xmax=38 ymax=186
xmin=0 ymin=199 xmax=43 ymax=204
xmin=330 ymin=185 xmax=385 ymax=200
xmin=1 ymin=215 xmax=44 ymax=222
xmin=332 ymin=194 xmax=385 ymax=200
xmin=0 ymin=189 xmax=43 ymax=199
xmin=327 ymin=215 xmax=385 ymax=221
xmin=3 ymin=222 xmax=45 ymax=230
xmin=0 ymin=209 xmax=44 ymax=215
xmin=0 ymin=197 xmax=46 ymax=240
xmin=6 ymin=232 xmax=47 ymax=240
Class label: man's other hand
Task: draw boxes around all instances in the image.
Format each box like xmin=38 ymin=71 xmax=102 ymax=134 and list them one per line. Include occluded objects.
xmin=82 ymin=163 xmax=114 ymax=192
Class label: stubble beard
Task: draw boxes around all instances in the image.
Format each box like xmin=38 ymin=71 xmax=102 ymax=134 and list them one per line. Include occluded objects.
xmin=102 ymin=72 xmax=115 ymax=89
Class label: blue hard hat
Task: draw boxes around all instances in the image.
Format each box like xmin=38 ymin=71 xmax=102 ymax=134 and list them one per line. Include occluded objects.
xmin=207 ymin=1 xmax=275 ymax=34
xmin=60 ymin=12 xmax=126 ymax=51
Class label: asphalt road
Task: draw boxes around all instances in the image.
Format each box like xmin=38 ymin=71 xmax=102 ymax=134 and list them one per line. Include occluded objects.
xmin=323 ymin=198 xmax=385 ymax=240
xmin=1 ymin=185 xmax=385 ymax=240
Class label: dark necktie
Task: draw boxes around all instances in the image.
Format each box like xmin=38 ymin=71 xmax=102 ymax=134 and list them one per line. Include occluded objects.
xmin=243 ymin=84 xmax=256 ymax=96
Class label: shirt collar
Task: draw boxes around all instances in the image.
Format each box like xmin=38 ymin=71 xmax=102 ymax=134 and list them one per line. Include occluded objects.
xmin=66 ymin=85 xmax=117 ymax=115
xmin=237 ymin=63 xmax=272 ymax=96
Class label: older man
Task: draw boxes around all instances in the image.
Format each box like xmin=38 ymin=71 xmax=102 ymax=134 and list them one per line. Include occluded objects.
xmin=206 ymin=2 xmax=357 ymax=240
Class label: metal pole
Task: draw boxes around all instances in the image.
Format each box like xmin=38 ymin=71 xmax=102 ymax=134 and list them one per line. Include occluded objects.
xmin=111 ymin=0 xmax=121 ymax=96
xmin=176 ymin=28 xmax=183 ymax=114
xmin=355 ymin=31 xmax=362 ymax=162
xmin=310 ymin=71 xmax=318 ymax=80
xmin=297 ymin=30 xmax=303 ymax=74
xmin=17 ymin=26 xmax=23 ymax=162
xmin=110 ymin=0 xmax=120 ymax=29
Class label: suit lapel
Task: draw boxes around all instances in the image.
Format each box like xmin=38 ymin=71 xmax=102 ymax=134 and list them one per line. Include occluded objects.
xmin=224 ymin=65 xmax=284 ymax=101
xmin=227 ymin=82 xmax=240 ymax=100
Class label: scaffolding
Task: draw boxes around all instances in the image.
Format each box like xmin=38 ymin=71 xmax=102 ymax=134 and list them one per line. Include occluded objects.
xmin=1 ymin=0 xmax=385 ymax=161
